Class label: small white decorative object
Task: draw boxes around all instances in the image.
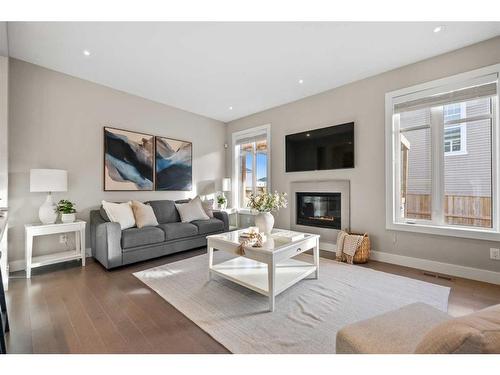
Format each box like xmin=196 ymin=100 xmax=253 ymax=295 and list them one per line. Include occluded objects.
xmin=61 ymin=213 xmax=76 ymax=223
xmin=272 ymin=230 xmax=305 ymax=243
xmin=255 ymin=212 xmax=275 ymax=234
xmin=30 ymin=169 xmax=68 ymax=224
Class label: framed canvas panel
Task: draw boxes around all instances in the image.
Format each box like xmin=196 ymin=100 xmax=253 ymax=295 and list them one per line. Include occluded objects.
xmin=155 ymin=136 xmax=192 ymax=191
xmin=103 ymin=127 xmax=154 ymax=191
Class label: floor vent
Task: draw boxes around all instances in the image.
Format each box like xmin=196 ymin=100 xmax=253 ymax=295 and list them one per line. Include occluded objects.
xmin=422 ymin=271 xmax=453 ymax=281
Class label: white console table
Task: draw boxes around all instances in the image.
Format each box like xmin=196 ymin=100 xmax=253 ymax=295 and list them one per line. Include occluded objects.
xmin=25 ymin=220 xmax=86 ymax=278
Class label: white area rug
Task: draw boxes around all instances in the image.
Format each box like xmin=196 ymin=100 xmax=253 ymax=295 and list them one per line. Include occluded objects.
xmin=134 ymin=252 xmax=450 ymax=353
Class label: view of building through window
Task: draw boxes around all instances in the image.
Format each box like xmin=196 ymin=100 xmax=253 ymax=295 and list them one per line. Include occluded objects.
xmin=399 ymin=96 xmax=494 ymax=228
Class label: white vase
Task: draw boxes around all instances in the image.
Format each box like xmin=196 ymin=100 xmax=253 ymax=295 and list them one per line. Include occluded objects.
xmin=255 ymin=212 xmax=274 ymax=234
xmin=61 ymin=213 xmax=76 ymax=223
xmin=39 ymin=193 xmax=58 ymax=224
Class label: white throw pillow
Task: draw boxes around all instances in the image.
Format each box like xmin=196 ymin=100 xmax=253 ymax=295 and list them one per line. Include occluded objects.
xmin=176 ymin=196 xmax=210 ymax=223
xmin=101 ymin=200 xmax=136 ymax=229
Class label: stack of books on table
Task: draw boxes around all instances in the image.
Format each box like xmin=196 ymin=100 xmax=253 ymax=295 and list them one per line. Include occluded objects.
xmin=271 ymin=230 xmax=305 ymax=243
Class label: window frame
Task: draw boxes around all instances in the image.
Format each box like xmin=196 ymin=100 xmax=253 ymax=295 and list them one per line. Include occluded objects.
xmin=385 ymin=64 xmax=500 ymax=241
xmin=231 ymin=124 xmax=271 ymax=212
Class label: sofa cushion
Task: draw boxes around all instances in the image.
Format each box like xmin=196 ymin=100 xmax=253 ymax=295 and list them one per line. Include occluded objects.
xmin=102 ymin=200 xmax=136 ymax=230
xmin=158 ymin=222 xmax=198 ymax=240
xmin=201 ymin=199 xmax=214 ymax=218
xmin=415 ymin=303 xmax=500 ymax=354
xmin=121 ymin=226 xmax=165 ymax=249
xmin=146 ymin=200 xmax=180 ymax=224
xmin=131 ymin=200 xmax=159 ymax=228
xmin=191 ymin=218 xmax=224 ymax=235
xmin=336 ymin=303 xmax=450 ymax=354
xmin=175 ymin=196 xmax=210 ymax=223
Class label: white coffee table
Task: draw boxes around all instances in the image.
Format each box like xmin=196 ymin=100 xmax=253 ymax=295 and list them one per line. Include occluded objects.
xmin=207 ymin=229 xmax=320 ymax=312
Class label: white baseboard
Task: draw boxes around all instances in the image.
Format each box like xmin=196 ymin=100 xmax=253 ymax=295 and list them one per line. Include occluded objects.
xmin=371 ymin=250 xmax=500 ymax=286
xmin=319 ymin=241 xmax=336 ymax=252
xmin=9 ymin=247 xmax=92 ymax=273
xmin=321 ymin=242 xmax=500 ymax=285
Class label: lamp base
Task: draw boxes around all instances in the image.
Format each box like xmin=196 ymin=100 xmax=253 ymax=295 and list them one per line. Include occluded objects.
xmin=39 ymin=193 xmax=57 ymax=224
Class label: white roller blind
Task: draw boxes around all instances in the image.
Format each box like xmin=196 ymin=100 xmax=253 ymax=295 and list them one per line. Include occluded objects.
xmin=235 ymin=132 xmax=267 ymax=146
xmin=395 ymin=81 xmax=497 ymax=113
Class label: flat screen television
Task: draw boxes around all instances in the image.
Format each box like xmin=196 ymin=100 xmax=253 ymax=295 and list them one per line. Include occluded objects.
xmin=285 ymin=122 xmax=354 ymax=172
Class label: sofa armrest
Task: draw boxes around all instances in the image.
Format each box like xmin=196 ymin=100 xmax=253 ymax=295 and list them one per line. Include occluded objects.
xmin=213 ymin=210 xmax=229 ymax=231
xmin=90 ymin=210 xmax=123 ymax=269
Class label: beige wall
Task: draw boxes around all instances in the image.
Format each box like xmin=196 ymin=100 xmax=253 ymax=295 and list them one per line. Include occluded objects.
xmin=8 ymin=58 xmax=226 ymax=264
xmin=226 ymin=36 xmax=500 ymax=273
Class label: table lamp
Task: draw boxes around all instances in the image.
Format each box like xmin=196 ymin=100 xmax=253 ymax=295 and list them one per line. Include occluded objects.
xmin=222 ymin=178 xmax=231 ymax=193
xmin=30 ymin=169 xmax=67 ymax=224
xmin=222 ymin=178 xmax=231 ymax=206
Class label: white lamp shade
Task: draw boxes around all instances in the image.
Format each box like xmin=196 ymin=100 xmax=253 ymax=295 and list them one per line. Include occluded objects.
xmin=222 ymin=178 xmax=231 ymax=192
xmin=30 ymin=169 xmax=68 ymax=192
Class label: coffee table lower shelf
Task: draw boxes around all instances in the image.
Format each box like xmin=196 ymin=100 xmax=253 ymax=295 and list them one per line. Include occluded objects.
xmin=210 ymin=256 xmax=316 ymax=297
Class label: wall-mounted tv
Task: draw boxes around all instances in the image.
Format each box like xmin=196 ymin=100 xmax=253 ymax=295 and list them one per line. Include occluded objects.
xmin=285 ymin=122 xmax=354 ymax=172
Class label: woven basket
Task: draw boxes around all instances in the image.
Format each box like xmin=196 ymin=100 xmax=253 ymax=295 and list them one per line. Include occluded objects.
xmin=338 ymin=232 xmax=371 ymax=264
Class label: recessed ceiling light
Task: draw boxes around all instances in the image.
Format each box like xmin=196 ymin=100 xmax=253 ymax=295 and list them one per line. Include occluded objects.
xmin=229 ymin=106 xmax=233 ymax=110
xmin=306 ymin=133 xmax=310 ymax=137
xmin=433 ymin=26 xmax=444 ymax=33
xmin=83 ymin=49 xmax=91 ymax=56
xmin=298 ymin=79 xmax=304 ymax=84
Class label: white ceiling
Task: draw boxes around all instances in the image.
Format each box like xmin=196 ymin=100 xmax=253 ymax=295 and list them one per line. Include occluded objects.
xmin=6 ymin=22 xmax=500 ymax=122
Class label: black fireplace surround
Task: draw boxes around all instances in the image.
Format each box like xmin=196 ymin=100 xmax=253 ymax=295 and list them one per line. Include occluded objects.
xmin=296 ymin=192 xmax=341 ymax=229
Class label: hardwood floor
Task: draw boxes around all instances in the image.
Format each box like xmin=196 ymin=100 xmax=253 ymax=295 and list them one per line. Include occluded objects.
xmin=5 ymin=249 xmax=500 ymax=354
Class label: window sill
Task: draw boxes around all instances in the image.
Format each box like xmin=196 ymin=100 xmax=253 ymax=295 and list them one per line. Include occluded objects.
xmin=387 ymin=221 xmax=500 ymax=241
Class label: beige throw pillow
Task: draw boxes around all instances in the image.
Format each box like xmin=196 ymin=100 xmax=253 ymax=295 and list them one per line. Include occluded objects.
xmin=175 ymin=196 xmax=209 ymax=223
xmin=131 ymin=200 xmax=159 ymax=228
xmin=415 ymin=304 xmax=500 ymax=354
xmin=101 ymin=200 xmax=136 ymax=230
xmin=201 ymin=199 xmax=214 ymax=218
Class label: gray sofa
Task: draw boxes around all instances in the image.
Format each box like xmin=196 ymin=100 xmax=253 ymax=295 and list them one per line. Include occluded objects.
xmin=90 ymin=199 xmax=229 ymax=269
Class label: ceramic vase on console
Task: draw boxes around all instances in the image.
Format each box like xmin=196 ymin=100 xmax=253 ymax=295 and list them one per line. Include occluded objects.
xmin=255 ymin=211 xmax=274 ymax=234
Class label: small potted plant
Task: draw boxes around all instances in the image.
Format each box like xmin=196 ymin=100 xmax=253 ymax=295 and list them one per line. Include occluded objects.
xmin=216 ymin=193 xmax=227 ymax=209
xmin=57 ymin=199 xmax=76 ymax=223
xmin=247 ymin=191 xmax=287 ymax=233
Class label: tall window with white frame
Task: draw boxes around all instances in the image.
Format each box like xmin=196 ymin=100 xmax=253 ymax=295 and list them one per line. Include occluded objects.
xmin=233 ymin=126 xmax=270 ymax=209
xmin=387 ymin=66 xmax=499 ymax=239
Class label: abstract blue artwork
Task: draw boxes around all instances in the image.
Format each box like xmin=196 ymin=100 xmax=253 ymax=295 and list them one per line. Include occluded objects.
xmin=104 ymin=127 xmax=154 ymax=191
xmin=155 ymin=136 xmax=192 ymax=191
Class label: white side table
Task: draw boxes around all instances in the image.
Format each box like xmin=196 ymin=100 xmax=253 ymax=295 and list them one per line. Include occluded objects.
xmin=25 ymin=220 xmax=86 ymax=278
xmin=218 ymin=207 xmax=239 ymax=230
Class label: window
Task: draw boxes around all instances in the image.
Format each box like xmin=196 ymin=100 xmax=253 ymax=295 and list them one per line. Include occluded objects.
xmin=232 ymin=125 xmax=271 ymax=210
xmin=444 ymin=125 xmax=466 ymax=155
xmin=444 ymin=102 xmax=467 ymax=155
xmin=386 ymin=64 xmax=499 ymax=240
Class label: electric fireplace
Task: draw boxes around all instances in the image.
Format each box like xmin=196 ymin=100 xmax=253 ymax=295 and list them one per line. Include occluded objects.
xmin=296 ymin=192 xmax=341 ymax=229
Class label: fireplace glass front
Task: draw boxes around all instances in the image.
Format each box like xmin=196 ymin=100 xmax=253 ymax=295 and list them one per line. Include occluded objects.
xmin=296 ymin=192 xmax=341 ymax=229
